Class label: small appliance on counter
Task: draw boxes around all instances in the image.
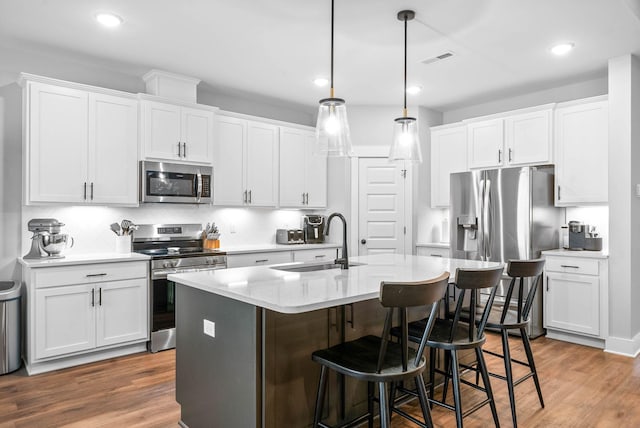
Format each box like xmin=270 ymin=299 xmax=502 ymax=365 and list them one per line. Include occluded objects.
xmin=568 ymin=221 xmax=603 ymax=251
xmin=276 ymin=229 xmax=304 ymax=244
xmin=24 ymin=218 xmax=74 ymax=259
xmin=302 ymin=215 xmax=325 ymax=243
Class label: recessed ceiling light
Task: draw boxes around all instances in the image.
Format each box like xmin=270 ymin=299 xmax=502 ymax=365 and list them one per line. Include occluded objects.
xmin=313 ymin=77 xmax=329 ymax=87
xmin=95 ymin=13 xmax=123 ymax=28
xmin=550 ymin=42 xmax=574 ymax=56
xmin=406 ymin=85 xmax=422 ymax=95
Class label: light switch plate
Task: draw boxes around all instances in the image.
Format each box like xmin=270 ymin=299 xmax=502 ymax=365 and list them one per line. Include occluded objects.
xmin=203 ymin=319 xmax=215 ymax=338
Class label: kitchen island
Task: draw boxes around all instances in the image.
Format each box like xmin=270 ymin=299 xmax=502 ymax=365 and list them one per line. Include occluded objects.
xmin=169 ymin=254 xmax=501 ymax=428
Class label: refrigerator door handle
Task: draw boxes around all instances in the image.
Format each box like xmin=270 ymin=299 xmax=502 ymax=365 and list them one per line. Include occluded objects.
xmin=483 ymin=178 xmax=492 ymax=260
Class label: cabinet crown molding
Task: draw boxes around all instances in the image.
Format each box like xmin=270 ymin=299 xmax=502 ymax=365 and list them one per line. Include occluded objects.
xmin=18 ymin=73 xmax=138 ymax=99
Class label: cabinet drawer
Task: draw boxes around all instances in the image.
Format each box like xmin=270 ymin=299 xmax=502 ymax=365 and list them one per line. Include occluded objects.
xmin=227 ymin=251 xmax=292 ymax=268
xmin=293 ymin=248 xmax=337 ymax=263
xmin=416 ymin=246 xmax=450 ymax=258
xmin=33 ymin=261 xmax=148 ymax=288
xmin=545 ymin=257 xmax=599 ymax=276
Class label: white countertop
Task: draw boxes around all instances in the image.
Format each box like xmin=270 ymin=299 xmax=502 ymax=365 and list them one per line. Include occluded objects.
xmin=169 ymin=254 xmax=502 ymax=314
xmin=221 ymin=243 xmax=340 ymax=254
xmin=18 ymin=252 xmax=150 ymax=267
xmin=542 ymin=249 xmax=609 ymax=259
xmin=415 ymin=242 xmax=450 ymax=248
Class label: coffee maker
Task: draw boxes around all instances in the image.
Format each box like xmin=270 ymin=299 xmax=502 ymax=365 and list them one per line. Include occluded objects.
xmin=24 ymin=218 xmax=74 ymax=259
xmin=302 ymin=215 xmax=325 ymax=243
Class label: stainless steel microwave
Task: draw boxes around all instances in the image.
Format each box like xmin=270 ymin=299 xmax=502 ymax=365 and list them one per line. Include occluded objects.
xmin=140 ymin=161 xmax=212 ymax=204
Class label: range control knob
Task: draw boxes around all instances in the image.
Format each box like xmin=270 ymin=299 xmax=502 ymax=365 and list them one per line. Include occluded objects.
xmin=163 ymin=261 xmax=171 ymax=268
xmin=171 ymin=260 xmax=179 ymax=268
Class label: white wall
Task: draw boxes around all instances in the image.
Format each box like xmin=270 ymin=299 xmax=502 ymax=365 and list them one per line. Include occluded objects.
xmin=443 ymin=76 xmax=608 ymax=123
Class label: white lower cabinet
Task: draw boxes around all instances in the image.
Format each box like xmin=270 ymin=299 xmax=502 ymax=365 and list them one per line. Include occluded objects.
xmin=23 ymin=260 xmax=149 ymax=374
xmin=543 ymin=253 xmax=608 ymax=348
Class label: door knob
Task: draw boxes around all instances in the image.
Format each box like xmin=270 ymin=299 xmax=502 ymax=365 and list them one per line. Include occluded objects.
xmin=360 ymin=239 xmax=367 ymax=244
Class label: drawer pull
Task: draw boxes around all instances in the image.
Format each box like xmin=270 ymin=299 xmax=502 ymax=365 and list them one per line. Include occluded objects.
xmin=86 ymin=273 xmax=108 ymax=277
xmin=560 ymin=265 xmax=579 ymax=269
xmin=315 ymin=255 xmax=326 ymax=259
xmin=255 ymin=259 xmax=269 ymax=263
xmin=430 ymin=254 xmax=443 ymax=257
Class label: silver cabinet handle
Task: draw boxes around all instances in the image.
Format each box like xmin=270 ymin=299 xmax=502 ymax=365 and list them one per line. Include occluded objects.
xmin=248 ymin=190 xmax=252 ymax=204
xmin=86 ymin=273 xmax=107 ymax=277
xmin=558 ymin=185 xmax=561 ymax=200
xmin=498 ymin=149 xmax=502 ymax=163
xmin=305 ymin=193 xmax=309 ymax=204
xmin=83 ymin=182 xmax=87 ymax=200
xmin=546 ymin=276 xmax=549 ymax=291
xmin=255 ymin=259 xmax=268 ymax=263
xmin=90 ymin=182 xmax=94 ymax=201
xmin=91 ymin=289 xmax=95 ymax=307
xmin=99 ymin=287 xmax=102 ymax=306
xmin=183 ymin=142 xmax=186 ymax=158
xmin=430 ymin=254 xmax=443 ymax=257
xmin=243 ymin=190 xmax=247 ymax=203
xmin=177 ymin=142 xmax=182 ymax=157
xmin=508 ymin=148 xmax=512 ymax=162
xmin=315 ymin=254 xmax=326 ymax=259
xmin=302 ymin=193 xmax=306 ymax=204
xmin=560 ymin=265 xmax=580 ymax=269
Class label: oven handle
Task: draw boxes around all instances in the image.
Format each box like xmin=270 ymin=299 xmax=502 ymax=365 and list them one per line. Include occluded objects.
xmin=152 ymin=265 xmax=226 ymax=280
xmin=196 ymin=173 xmax=203 ymax=202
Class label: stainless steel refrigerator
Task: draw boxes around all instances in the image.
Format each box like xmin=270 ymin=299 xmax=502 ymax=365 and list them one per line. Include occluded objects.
xmin=449 ymin=165 xmax=562 ymax=337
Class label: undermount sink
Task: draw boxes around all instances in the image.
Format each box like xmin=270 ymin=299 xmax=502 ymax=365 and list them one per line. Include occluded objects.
xmin=271 ymin=262 xmax=365 ymax=273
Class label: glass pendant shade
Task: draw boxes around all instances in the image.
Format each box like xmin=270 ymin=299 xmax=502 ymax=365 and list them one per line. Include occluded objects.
xmin=315 ymin=97 xmax=353 ymax=157
xmin=389 ymin=116 xmax=422 ymax=162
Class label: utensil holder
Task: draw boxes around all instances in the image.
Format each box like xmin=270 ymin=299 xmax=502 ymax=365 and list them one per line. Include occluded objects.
xmin=203 ymin=239 xmax=220 ymax=249
xmin=115 ymin=235 xmax=132 ymax=254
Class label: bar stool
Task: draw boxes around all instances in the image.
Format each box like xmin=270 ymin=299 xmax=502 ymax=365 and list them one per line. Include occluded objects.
xmin=311 ymin=272 xmax=449 ymax=428
xmin=392 ymin=265 xmax=504 ymax=428
xmin=480 ymin=259 xmax=546 ymax=428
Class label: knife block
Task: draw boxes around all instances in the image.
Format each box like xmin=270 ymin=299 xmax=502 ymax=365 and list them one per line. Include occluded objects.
xmin=203 ymin=239 xmax=220 ymax=249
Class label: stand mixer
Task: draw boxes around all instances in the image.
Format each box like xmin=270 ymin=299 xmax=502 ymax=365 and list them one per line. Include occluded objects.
xmin=24 ymin=218 xmax=74 ymax=259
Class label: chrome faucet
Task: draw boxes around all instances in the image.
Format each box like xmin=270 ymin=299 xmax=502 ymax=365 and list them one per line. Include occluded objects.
xmin=325 ymin=213 xmax=349 ymax=269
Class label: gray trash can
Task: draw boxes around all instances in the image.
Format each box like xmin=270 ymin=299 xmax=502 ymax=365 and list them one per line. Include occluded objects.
xmin=0 ymin=281 xmax=21 ymax=374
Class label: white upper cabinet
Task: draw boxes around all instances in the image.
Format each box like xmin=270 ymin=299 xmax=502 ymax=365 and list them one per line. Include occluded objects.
xmin=467 ymin=118 xmax=504 ymax=169
xmin=141 ymin=99 xmax=214 ymax=165
xmin=554 ymin=97 xmax=608 ymax=206
xmin=430 ymin=124 xmax=467 ymax=208
xmin=25 ymin=79 xmax=138 ymax=205
xmin=467 ymin=107 xmax=553 ymax=170
xmin=279 ymin=127 xmax=327 ymax=208
xmin=504 ymin=109 xmax=552 ymax=166
xmin=214 ymin=114 xmax=278 ymax=207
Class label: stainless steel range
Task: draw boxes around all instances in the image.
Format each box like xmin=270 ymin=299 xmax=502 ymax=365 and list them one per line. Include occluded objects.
xmin=133 ymin=223 xmax=227 ymax=352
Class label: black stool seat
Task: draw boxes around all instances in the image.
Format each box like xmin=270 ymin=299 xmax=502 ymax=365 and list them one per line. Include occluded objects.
xmin=312 ymin=335 xmax=425 ymax=383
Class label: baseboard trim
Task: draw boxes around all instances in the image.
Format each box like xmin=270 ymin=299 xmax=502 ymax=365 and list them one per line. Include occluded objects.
xmin=545 ymin=329 xmax=605 ymax=349
xmin=605 ymin=332 xmax=640 ymax=357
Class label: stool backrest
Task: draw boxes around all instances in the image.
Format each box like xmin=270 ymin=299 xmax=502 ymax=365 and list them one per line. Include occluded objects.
xmin=448 ymin=265 xmax=504 ymax=342
xmin=376 ymin=272 xmax=450 ymax=373
xmin=501 ymin=259 xmax=545 ymax=323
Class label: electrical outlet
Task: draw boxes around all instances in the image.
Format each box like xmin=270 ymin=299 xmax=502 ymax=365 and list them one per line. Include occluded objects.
xmin=203 ymin=319 xmax=215 ymax=338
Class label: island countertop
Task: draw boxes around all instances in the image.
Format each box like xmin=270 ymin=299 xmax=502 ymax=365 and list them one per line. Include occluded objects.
xmin=168 ymin=253 xmax=502 ymax=314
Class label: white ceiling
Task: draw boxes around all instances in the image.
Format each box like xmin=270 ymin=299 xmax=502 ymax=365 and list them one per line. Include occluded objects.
xmin=1 ymin=0 xmax=640 ymax=111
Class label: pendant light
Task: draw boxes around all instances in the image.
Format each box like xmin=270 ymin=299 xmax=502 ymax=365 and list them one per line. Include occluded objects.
xmin=315 ymin=0 xmax=353 ymax=157
xmin=389 ymin=10 xmax=422 ymax=163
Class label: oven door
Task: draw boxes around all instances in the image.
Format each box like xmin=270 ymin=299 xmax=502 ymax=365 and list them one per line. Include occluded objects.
xmin=140 ymin=161 xmax=212 ymax=204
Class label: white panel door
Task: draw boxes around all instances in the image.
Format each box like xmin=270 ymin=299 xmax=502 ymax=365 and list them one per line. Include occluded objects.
xmin=28 ymin=82 xmax=88 ymax=203
xmin=214 ymin=115 xmax=246 ymax=205
xmin=142 ymin=101 xmax=181 ymax=160
xmin=431 ymin=125 xmax=467 ymax=207
xmin=35 ymin=284 xmax=96 ymax=359
xmin=246 ymin=121 xmax=278 ymax=207
xmin=305 ymin=132 xmax=328 ymax=208
xmin=545 ymin=272 xmax=599 ymax=336
xmin=96 ymin=279 xmax=148 ymax=347
xmin=358 ymin=158 xmax=406 ymax=255
xmin=467 ymin=119 xmax=504 ymax=169
xmin=181 ymin=106 xmax=214 ymax=164
xmin=505 ymin=109 xmax=552 ymax=166
xmin=88 ymin=93 xmax=138 ymax=205
xmin=554 ymin=100 xmax=608 ymax=205
xmin=279 ymin=127 xmax=307 ymax=207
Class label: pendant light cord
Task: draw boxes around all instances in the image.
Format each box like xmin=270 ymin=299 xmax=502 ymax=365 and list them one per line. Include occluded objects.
xmin=403 ymin=14 xmax=407 ymax=116
xmin=330 ymin=0 xmax=335 ymax=97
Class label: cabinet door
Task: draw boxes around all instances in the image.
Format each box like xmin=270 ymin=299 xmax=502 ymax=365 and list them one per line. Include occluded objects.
xmin=467 ymin=119 xmax=504 ymax=169
xmin=27 ymin=82 xmax=88 ymax=203
xmin=181 ymin=106 xmax=214 ymax=164
xmin=35 ymin=284 xmax=96 ymax=359
xmin=214 ymin=115 xmax=246 ymax=206
xmin=246 ymin=121 xmax=278 ymax=207
xmin=545 ymin=272 xmax=599 ymax=336
xmin=554 ymin=100 xmax=608 ymax=205
xmin=96 ymin=279 xmax=148 ymax=347
xmin=142 ymin=101 xmax=181 ymax=161
xmin=431 ymin=125 xmax=467 ymax=207
xmin=88 ymin=93 xmax=138 ymax=205
xmin=505 ymin=109 xmax=552 ymax=166
xmin=279 ymin=128 xmax=307 ymax=207
xmin=305 ymin=132 xmax=328 ymax=208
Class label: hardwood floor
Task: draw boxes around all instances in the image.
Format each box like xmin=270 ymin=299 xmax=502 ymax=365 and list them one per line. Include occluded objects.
xmin=0 ymin=333 xmax=639 ymax=427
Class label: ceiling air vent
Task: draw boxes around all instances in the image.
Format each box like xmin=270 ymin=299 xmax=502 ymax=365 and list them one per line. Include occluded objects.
xmin=421 ymin=51 xmax=454 ymax=65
